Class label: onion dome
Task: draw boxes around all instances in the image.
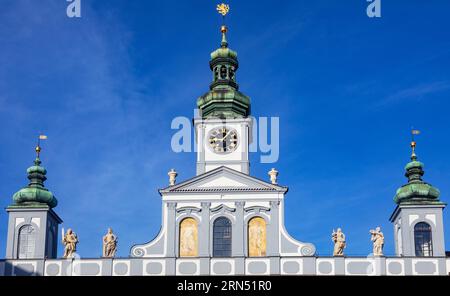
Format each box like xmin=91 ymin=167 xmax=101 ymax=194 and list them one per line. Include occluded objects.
xmin=393 ymin=140 xmax=442 ymax=205
xmin=10 ymin=146 xmax=57 ymax=208
xmin=197 ymin=25 xmax=251 ymax=119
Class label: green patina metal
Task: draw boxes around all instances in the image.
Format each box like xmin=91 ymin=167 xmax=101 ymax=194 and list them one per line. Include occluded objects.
xmin=10 ymin=157 xmax=57 ymax=208
xmin=393 ymin=154 xmax=443 ymax=205
xmin=197 ymin=26 xmax=251 ymax=119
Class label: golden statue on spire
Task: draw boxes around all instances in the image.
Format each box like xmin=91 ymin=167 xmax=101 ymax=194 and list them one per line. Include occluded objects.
xmin=216 ymin=3 xmax=230 ymax=16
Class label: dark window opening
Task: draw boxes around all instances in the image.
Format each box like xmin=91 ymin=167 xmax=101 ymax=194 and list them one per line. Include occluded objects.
xmin=213 ymin=217 xmax=232 ymax=257
xmin=414 ymin=222 xmax=433 ymax=257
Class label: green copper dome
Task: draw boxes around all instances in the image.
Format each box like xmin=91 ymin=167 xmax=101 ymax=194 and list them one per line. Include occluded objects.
xmin=197 ymin=25 xmax=251 ymax=119
xmin=394 ymin=153 xmax=441 ymax=205
xmin=211 ymin=46 xmax=238 ymax=60
xmin=11 ymin=157 xmax=58 ymax=208
xmin=210 ymin=26 xmax=238 ymax=60
xmin=405 ymin=160 xmax=424 ymax=170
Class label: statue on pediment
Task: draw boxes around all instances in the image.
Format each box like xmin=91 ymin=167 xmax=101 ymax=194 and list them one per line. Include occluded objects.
xmin=102 ymin=228 xmax=118 ymax=258
xmin=370 ymin=227 xmax=384 ymax=256
xmin=62 ymin=228 xmax=78 ymax=258
xmin=332 ymin=228 xmax=346 ymax=256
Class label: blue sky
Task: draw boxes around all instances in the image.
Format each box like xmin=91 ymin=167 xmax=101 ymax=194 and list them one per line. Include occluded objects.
xmin=1 ymin=0 xmax=450 ymax=257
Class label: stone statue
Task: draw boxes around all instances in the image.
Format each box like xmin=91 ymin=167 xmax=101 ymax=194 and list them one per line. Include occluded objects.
xmin=370 ymin=227 xmax=384 ymax=256
xmin=332 ymin=228 xmax=346 ymax=256
xmin=102 ymin=228 xmax=118 ymax=258
xmin=62 ymin=228 xmax=78 ymax=258
xmin=268 ymin=168 xmax=279 ymax=185
xmin=168 ymin=169 xmax=178 ymax=186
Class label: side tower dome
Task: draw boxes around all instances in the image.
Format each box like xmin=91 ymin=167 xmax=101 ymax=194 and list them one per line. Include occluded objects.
xmin=5 ymin=143 xmax=62 ymax=260
xmin=390 ymin=138 xmax=446 ymax=257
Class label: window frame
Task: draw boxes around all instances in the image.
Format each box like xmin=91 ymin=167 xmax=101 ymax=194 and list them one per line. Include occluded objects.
xmin=213 ymin=217 xmax=232 ymax=257
xmin=17 ymin=224 xmax=37 ymax=259
xmin=414 ymin=222 xmax=433 ymax=257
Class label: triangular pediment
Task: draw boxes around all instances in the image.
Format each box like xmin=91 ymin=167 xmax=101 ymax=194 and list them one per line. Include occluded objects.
xmin=159 ymin=166 xmax=287 ymax=194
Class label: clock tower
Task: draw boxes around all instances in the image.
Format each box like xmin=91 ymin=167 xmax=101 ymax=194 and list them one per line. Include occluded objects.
xmin=195 ymin=24 xmax=252 ymax=175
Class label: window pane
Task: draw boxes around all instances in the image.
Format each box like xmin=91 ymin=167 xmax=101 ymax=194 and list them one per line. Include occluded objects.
xmin=213 ymin=217 xmax=232 ymax=257
xmin=414 ymin=222 xmax=433 ymax=257
xmin=18 ymin=225 xmax=36 ymax=259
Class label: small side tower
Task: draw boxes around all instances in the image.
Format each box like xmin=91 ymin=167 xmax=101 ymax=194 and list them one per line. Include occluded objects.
xmin=390 ymin=136 xmax=446 ymax=257
xmin=5 ymin=143 xmax=62 ymax=259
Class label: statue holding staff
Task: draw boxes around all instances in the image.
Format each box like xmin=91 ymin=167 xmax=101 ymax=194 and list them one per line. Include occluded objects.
xmin=370 ymin=227 xmax=384 ymax=256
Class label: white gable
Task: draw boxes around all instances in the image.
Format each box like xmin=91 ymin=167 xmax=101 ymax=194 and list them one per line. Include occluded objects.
xmin=160 ymin=166 xmax=287 ymax=194
xmin=197 ymin=176 xmax=250 ymax=188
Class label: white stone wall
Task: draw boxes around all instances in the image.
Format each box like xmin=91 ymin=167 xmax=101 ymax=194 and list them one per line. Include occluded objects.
xmin=1 ymin=257 xmax=449 ymax=276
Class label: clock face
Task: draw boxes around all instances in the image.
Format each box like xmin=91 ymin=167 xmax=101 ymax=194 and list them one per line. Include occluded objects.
xmin=208 ymin=127 xmax=238 ymax=154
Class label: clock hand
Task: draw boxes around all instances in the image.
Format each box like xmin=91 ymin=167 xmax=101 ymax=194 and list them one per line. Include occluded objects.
xmin=215 ymin=133 xmax=229 ymax=142
xmin=222 ymin=130 xmax=232 ymax=141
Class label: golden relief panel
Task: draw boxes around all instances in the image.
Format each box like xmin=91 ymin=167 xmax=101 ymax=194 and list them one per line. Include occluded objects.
xmin=248 ymin=217 xmax=267 ymax=257
xmin=179 ymin=218 xmax=198 ymax=257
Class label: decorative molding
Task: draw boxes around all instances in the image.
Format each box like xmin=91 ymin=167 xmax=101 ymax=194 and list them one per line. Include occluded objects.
xmin=235 ymin=201 xmax=245 ymax=208
xmin=132 ymin=247 xmax=145 ymax=257
xmin=210 ymin=204 xmax=236 ymax=214
xmin=299 ymin=244 xmax=316 ymax=256
xmin=270 ymin=201 xmax=280 ymax=209
xmin=201 ymin=202 xmax=211 ymax=209
xmin=167 ymin=202 xmax=177 ymax=210
xmin=159 ymin=166 xmax=288 ymax=194
xmin=176 ymin=207 xmax=202 ymax=215
xmin=167 ymin=187 xmax=279 ymax=192
xmin=244 ymin=206 xmax=271 ymax=214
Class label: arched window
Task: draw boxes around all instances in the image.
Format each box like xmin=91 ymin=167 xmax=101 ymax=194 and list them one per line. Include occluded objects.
xmin=213 ymin=217 xmax=232 ymax=257
xmin=220 ymin=66 xmax=227 ymax=79
xmin=214 ymin=67 xmax=219 ymax=81
xmin=179 ymin=218 xmax=198 ymax=257
xmin=248 ymin=217 xmax=266 ymax=257
xmin=17 ymin=224 xmax=36 ymax=259
xmin=414 ymin=222 xmax=433 ymax=257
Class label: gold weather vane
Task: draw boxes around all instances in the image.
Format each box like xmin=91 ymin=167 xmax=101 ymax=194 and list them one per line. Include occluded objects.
xmin=216 ymin=3 xmax=230 ymax=45
xmin=216 ymin=3 xmax=230 ymax=17
xmin=36 ymin=134 xmax=48 ymax=158
xmin=410 ymin=128 xmax=420 ymax=160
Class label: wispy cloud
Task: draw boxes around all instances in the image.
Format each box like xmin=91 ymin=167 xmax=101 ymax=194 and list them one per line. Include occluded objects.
xmin=0 ymin=0 xmax=201 ymax=257
xmin=376 ymin=81 xmax=450 ymax=107
xmin=239 ymin=18 xmax=304 ymax=58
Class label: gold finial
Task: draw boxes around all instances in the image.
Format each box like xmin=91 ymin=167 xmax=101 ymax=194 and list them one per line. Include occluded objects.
xmin=410 ymin=129 xmax=420 ymax=160
xmin=221 ymin=25 xmax=228 ymax=33
xmin=216 ymin=3 xmax=230 ymax=17
xmin=35 ymin=145 xmax=41 ymax=158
